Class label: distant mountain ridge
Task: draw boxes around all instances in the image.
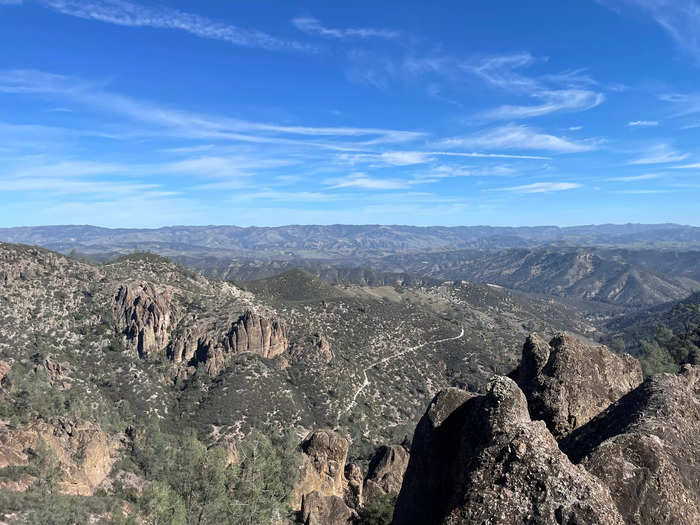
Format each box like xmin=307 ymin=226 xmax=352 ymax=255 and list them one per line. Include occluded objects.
xmin=2 ymin=223 xmax=700 ymax=259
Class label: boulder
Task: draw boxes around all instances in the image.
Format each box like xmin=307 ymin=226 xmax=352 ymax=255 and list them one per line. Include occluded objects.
xmin=0 ymin=418 xmax=115 ymax=496
xmin=394 ymin=378 xmax=624 ymax=525
xmin=293 ymin=430 xmax=350 ymax=511
xmin=363 ymin=444 xmax=409 ymax=502
xmin=516 ymin=333 xmax=643 ymax=437
xmin=301 ymin=491 xmax=355 ymax=525
xmin=562 ymin=364 xmax=700 ymax=524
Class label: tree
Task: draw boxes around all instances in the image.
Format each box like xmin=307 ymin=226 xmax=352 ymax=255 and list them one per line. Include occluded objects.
xmin=357 ymin=492 xmax=398 ymax=525
xmin=141 ymin=481 xmax=186 ymax=525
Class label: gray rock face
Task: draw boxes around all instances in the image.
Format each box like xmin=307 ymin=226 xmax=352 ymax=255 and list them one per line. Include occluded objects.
xmin=562 ymin=364 xmax=700 ymax=525
xmin=394 ymin=378 xmax=624 ymax=525
xmin=300 ymin=491 xmax=355 ymax=525
xmin=516 ymin=333 xmax=643 ymax=438
xmin=392 ymin=388 xmax=476 ymax=525
xmin=343 ymin=463 xmax=363 ymax=508
xmin=226 ymin=310 xmax=287 ymax=358
xmin=168 ymin=309 xmax=288 ymax=376
xmin=394 ymin=377 xmax=623 ymax=525
xmin=113 ymin=283 xmax=174 ymax=358
xmin=363 ymin=444 xmax=409 ymax=502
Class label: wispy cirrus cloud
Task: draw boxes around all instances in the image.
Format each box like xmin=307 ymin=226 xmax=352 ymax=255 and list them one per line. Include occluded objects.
xmin=466 ymin=53 xmax=605 ymax=120
xmin=324 ymin=172 xmax=413 ymax=190
xmin=671 ymin=162 xmax=700 ymax=168
xmin=0 ymin=69 xmax=425 ymax=148
xmin=628 ymin=120 xmax=659 ymax=126
xmin=436 ymin=124 xmax=597 ymax=153
xmin=36 ymin=0 xmax=311 ymax=52
xmin=291 ymin=16 xmax=399 ymax=40
xmin=628 ymin=143 xmax=690 ymax=164
xmin=607 ymin=173 xmax=665 ymax=181
xmin=496 ymin=182 xmax=582 ymax=193
xmin=599 ymin=0 xmax=700 ymax=59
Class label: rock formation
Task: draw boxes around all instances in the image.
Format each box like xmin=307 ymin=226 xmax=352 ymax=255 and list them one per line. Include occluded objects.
xmin=394 ymin=333 xmax=700 ymax=524
xmin=515 ymin=333 xmax=643 ymax=437
xmin=343 ymin=463 xmax=363 ymax=508
xmin=293 ymin=430 xmax=350 ymax=511
xmin=363 ymin=444 xmax=409 ymax=502
xmin=292 ymin=429 xmax=355 ymax=524
xmin=0 ymin=418 xmax=115 ymax=496
xmin=168 ymin=310 xmax=288 ymax=375
xmin=394 ymin=377 xmax=624 ymax=525
xmin=226 ymin=310 xmax=287 ymax=358
xmin=0 ymin=360 xmax=10 ymax=384
xmin=301 ymin=490 xmax=356 ymax=525
xmin=291 ymin=333 xmax=333 ymax=363
xmin=561 ymin=364 xmax=700 ymax=524
xmin=113 ymin=283 xmax=174 ymax=358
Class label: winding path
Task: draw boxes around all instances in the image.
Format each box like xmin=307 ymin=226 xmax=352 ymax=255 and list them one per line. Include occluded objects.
xmin=336 ymin=325 xmax=465 ymax=423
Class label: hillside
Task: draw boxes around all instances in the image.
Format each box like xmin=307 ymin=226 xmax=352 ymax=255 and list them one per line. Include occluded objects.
xmin=0 ymin=243 xmax=596 ymax=452
xmin=377 ymin=247 xmax=697 ymax=307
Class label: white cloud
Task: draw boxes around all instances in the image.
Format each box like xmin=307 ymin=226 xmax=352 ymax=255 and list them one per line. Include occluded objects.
xmin=671 ymin=162 xmax=700 ymax=168
xmin=436 ymin=124 xmax=596 ymax=153
xmin=608 ymin=173 xmax=665 ymax=181
xmin=629 ymin=144 xmax=690 ymax=164
xmin=479 ymin=90 xmax=604 ymax=120
xmin=7 ymin=160 xmax=126 ymax=179
xmin=466 ymin=53 xmax=605 ymax=120
xmin=232 ymin=190 xmax=336 ymax=202
xmin=379 ymin=151 xmax=432 ymax=166
xmin=497 ymin=182 xmax=582 ymax=193
xmin=0 ymin=69 xmax=425 ymax=148
xmin=325 ymin=172 xmax=409 ymax=190
xmin=37 ymin=0 xmax=311 ymax=52
xmin=628 ymin=120 xmax=659 ymax=126
xmin=568 ymin=126 xmax=583 ymax=131
xmin=161 ymin=156 xmax=296 ymax=177
xmin=428 ymin=151 xmax=550 ymax=160
xmin=291 ymin=16 xmax=399 ymax=40
xmin=614 ymin=189 xmax=673 ymax=194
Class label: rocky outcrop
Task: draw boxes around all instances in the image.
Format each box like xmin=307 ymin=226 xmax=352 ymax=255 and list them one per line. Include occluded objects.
xmin=363 ymin=444 xmax=409 ymax=502
xmin=343 ymin=463 xmax=363 ymax=508
xmin=226 ymin=310 xmax=287 ymax=358
xmin=291 ymin=333 xmax=333 ymax=363
xmin=515 ymin=333 xmax=643 ymax=438
xmin=392 ymin=388 xmax=476 ymax=524
xmin=0 ymin=360 xmax=10 ymax=384
xmin=113 ymin=283 xmax=174 ymax=358
xmin=301 ymin=490 xmax=356 ymax=525
xmin=394 ymin=378 xmax=624 ymax=525
xmin=169 ymin=310 xmax=288 ymax=375
xmin=562 ymin=364 xmax=700 ymax=524
xmin=293 ymin=430 xmax=350 ymax=512
xmin=0 ymin=418 xmax=115 ymax=496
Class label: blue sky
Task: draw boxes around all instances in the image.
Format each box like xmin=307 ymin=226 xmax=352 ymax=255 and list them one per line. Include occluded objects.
xmin=1 ymin=0 xmax=699 ymax=228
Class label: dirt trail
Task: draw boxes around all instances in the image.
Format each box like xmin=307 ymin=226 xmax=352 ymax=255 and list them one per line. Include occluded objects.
xmin=337 ymin=326 xmax=465 ymax=423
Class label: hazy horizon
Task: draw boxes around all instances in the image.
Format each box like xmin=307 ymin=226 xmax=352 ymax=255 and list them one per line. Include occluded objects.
xmin=2 ymin=221 xmax=700 ymax=230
